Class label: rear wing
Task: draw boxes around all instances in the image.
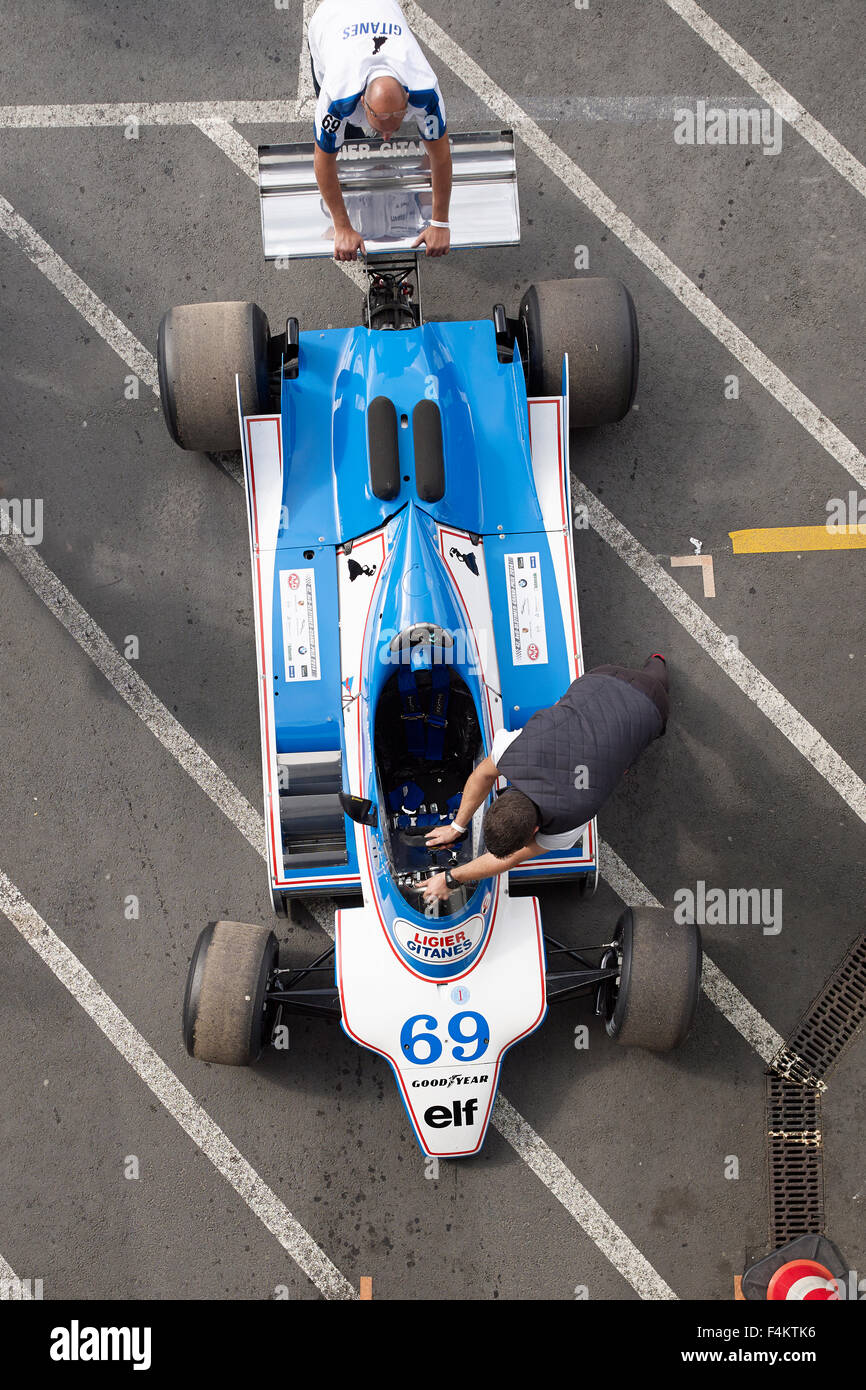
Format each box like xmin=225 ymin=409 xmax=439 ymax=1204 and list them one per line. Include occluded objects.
xmin=258 ymin=129 xmax=520 ymax=259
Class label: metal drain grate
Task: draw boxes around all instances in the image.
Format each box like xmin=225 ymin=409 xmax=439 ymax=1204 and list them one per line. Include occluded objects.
xmin=766 ymin=1073 xmax=824 ymax=1247
xmin=770 ymin=934 xmax=866 ymax=1088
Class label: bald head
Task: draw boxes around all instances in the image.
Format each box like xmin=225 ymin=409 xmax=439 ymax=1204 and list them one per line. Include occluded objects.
xmin=362 ymin=74 xmax=408 ymax=134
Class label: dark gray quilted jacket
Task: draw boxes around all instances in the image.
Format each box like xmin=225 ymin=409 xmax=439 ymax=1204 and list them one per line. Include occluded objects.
xmin=495 ymin=672 xmax=664 ymax=833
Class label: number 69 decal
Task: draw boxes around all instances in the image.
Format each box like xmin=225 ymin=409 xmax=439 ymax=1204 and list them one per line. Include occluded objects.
xmin=400 ymin=1011 xmax=490 ymax=1065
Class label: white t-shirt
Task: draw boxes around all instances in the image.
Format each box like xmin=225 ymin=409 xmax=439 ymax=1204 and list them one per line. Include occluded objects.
xmin=490 ymin=728 xmax=588 ymax=852
xmin=309 ymin=0 xmax=447 ymax=152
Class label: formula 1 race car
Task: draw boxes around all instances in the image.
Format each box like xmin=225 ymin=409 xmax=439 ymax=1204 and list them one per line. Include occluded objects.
xmin=159 ymin=132 xmax=701 ymax=1157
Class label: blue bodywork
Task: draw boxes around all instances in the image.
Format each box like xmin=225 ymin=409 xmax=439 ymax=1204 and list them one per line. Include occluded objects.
xmin=261 ymin=316 xmax=589 ymax=896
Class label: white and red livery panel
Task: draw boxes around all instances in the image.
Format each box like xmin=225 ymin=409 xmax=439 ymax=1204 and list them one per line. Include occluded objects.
xmin=238 ymin=404 xmax=285 ymax=891
xmin=336 ymin=893 xmax=546 ymax=1157
xmin=511 ymin=369 xmax=597 ymax=874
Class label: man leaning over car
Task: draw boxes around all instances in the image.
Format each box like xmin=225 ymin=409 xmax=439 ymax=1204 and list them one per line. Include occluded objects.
xmin=308 ymin=0 xmax=452 ymax=261
xmin=422 ymin=656 xmax=670 ymax=904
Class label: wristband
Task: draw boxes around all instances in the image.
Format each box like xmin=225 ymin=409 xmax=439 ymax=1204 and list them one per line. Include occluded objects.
xmin=428 ymin=220 xmax=450 ymax=228
xmin=451 ymin=819 xmax=467 ymax=835
xmin=444 ymin=869 xmax=459 ymax=890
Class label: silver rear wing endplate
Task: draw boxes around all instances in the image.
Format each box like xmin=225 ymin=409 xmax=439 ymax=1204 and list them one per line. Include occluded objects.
xmin=258 ymin=129 xmax=520 ymax=260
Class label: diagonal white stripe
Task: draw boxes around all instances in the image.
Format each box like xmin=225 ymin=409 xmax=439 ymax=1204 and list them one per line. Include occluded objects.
xmin=0 ymin=197 xmax=158 ymax=390
xmin=192 ymin=117 xmax=259 ymax=179
xmin=402 ymin=1 xmax=866 ymax=490
xmin=0 ymin=869 xmax=356 ymax=1300
xmin=576 ymin=478 xmax=866 ymax=826
xmin=659 ymin=0 xmax=866 ymax=200
xmin=297 ymin=0 xmax=319 ymax=104
xmin=493 ymin=1095 xmax=677 ymax=1298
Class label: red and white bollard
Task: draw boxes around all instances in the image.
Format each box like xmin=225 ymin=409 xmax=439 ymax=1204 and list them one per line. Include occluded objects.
xmin=767 ymin=1259 xmax=840 ymax=1301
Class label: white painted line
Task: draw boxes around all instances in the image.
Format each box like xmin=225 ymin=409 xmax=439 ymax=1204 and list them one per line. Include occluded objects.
xmin=493 ymin=1094 xmax=677 ymax=1298
xmin=577 ymin=477 xmax=866 ymax=826
xmin=493 ymin=1096 xmax=676 ymax=1298
xmin=0 ymin=94 xmax=757 ymax=127
xmin=192 ymin=118 xmax=259 ymax=180
xmin=0 ymin=1252 xmax=32 ymax=1299
xmin=659 ymin=0 xmax=866 ymax=201
xmin=402 ymin=1 xmax=866 ymax=491
xmin=0 ymin=101 xmax=301 ymax=128
xmin=0 ymin=525 xmax=265 ymax=856
xmin=0 ymin=869 xmax=355 ymax=1300
xmin=297 ymin=0 xmax=318 ymax=104
xmin=598 ymin=841 xmax=786 ymax=1062
xmin=0 ymin=196 xmax=158 ymax=391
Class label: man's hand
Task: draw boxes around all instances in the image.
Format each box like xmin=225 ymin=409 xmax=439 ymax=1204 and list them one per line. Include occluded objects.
xmin=333 ymin=224 xmax=366 ymax=261
xmin=422 ymin=872 xmax=452 ymax=903
xmin=411 ymin=223 xmax=450 ymax=257
xmin=424 ymin=822 xmax=462 ymax=848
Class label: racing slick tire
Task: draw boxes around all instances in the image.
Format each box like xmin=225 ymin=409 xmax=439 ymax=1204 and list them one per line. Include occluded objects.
xmin=157 ymin=301 xmax=271 ymax=452
xmin=603 ymin=906 xmax=701 ymax=1051
xmin=518 ymin=277 xmax=638 ymax=427
xmin=183 ymin=920 xmax=278 ymax=1065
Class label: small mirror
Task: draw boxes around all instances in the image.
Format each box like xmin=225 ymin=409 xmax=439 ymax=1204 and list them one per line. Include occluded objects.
xmin=339 ymin=792 xmax=378 ymax=827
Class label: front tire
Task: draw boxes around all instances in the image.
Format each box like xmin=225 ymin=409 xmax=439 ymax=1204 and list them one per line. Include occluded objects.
xmin=603 ymin=906 xmax=701 ymax=1051
xmin=519 ymin=277 xmax=638 ymax=427
xmin=183 ymin=920 xmax=278 ymax=1065
xmin=157 ymin=301 xmax=271 ymax=452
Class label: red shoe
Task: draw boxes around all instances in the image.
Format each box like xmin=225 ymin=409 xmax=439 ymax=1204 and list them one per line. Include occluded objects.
xmin=649 ymin=652 xmax=666 ymax=663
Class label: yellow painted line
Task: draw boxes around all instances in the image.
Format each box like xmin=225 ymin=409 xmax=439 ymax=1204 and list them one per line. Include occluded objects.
xmin=730 ymin=525 xmax=866 ymax=554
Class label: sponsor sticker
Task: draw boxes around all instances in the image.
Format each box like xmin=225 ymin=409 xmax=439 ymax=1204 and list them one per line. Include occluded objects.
xmin=280 ymin=567 xmax=321 ymax=682
xmin=423 ymin=1099 xmax=480 ymax=1128
xmin=411 ymin=1072 xmax=488 ymax=1089
xmin=394 ymin=915 xmax=484 ymax=964
xmin=505 ymin=552 xmax=548 ymax=666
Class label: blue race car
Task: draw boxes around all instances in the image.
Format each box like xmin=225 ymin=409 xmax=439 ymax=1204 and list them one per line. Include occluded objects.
xmin=159 ymin=138 xmax=700 ymax=1157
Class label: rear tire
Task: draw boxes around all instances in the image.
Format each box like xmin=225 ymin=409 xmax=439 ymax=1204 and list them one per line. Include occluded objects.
xmin=604 ymin=906 xmax=701 ymax=1051
xmin=183 ymin=920 xmax=278 ymax=1065
xmin=519 ymin=277 xmax=638 ymax=427
xmin=157 ymin=301 xmax=271 ymax=452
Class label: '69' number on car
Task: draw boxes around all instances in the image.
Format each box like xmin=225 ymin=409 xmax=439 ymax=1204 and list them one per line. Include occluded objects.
xmin=400 ymin=1012 xmax=490 ymax=1065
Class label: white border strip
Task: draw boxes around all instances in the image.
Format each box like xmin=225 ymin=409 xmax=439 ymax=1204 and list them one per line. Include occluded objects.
xmin=660 ymin=0 xmax=866 ymax=200
xmin=0 ymin=101 xmax=301 ymax=127
xmin=0 ymin=869 xmax=355 ymax=1300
